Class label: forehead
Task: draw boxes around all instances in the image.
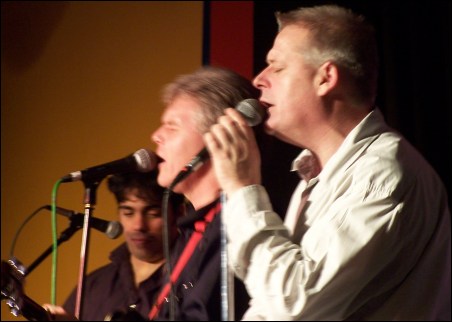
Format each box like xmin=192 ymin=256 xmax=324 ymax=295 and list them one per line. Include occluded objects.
xmin=267 ymin=25 xmax=308 ymax=62
xmin=163 ymin=94 xmax=200 ymax=119
xmin=120 ymin=189 xmax=161 ymax=207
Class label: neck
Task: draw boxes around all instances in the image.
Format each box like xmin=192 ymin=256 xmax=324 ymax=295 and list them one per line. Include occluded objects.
xmin=130 ymin=255 xmax=165 ymax=287
xmin=308 ymin=103 xmax=371 ymax=168
xmin=175 ymin=166 xmax=221 ymax=210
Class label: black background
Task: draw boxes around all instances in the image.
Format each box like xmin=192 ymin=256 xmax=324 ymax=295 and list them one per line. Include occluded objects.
xmin=253 ymin=1 xmax=451 ymax=217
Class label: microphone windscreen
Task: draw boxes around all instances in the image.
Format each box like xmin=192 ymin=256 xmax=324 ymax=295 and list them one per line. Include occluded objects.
xmin=236 ymin=98 xmax=266 ymax=127
xmin=133 ymin=149 xmax=158 ymax=172
xmin=105 ymin=221 xmax=123 ymax=239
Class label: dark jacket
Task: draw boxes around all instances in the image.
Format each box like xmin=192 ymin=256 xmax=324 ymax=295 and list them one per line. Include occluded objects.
xmin=155 ymin=199 xmax=249 ymax=321
xmin=63 ymin=243 xmax=164 ymax=321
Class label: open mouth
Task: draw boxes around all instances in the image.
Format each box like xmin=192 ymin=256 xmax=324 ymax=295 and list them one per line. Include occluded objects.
xmin=258 ymin=101 xmax=272 ymax=121
xmin=259 ymin=100 xmax=273 ymax=111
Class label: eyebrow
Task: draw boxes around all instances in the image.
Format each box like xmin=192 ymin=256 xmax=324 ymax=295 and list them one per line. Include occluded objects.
xmin=267 ymin=55 xmax=281 ymax=66
xmin=117 ymin=205 xmax=161 ymax=211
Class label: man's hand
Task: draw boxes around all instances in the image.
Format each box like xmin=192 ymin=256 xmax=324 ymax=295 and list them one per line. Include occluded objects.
xmin=204 ymin=108 xmax=262 ymax=197
xmin=42 ymin=304 xmax=78 ymax=321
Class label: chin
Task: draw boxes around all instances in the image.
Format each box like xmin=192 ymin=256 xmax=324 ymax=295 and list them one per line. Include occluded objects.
xmin=264 ymin=123 xmax=275 ymax=136
xmin=157 ymin=173 xmax=172 ymax=189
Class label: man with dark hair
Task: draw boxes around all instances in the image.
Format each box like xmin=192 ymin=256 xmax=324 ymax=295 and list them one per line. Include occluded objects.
xmin=44 ymin=170 xmax=185 ymax=320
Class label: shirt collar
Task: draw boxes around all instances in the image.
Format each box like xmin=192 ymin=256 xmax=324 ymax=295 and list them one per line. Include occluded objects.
xmin=290 ymin=108 xmax=387 ymax=184
xmin=291 ymin=149 xmax=321 ymax=183
xmin=176 ymin=198 xmax=220 ymax=229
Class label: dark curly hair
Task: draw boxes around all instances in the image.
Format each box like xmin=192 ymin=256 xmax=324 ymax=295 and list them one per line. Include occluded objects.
xmin=107 ymin=170 xmax=185 ymax=216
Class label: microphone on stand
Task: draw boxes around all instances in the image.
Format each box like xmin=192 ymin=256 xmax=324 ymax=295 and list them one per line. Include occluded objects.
xmin=61 ymin=148 xmax=157 ymax=183
xmin=168 ymin=98 xmax=265 ymax=190
xmin=44 ymin=205 xmax=122 ymax=239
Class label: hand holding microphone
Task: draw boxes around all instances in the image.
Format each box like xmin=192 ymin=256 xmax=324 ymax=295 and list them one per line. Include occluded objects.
xmin=168 ymin=99 xmax=265 ymax=190
xmin=204 ymin=99 xmax=266 ymax=197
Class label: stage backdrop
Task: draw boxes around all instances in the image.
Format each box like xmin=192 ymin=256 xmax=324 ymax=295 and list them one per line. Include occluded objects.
xmin=1 ymin=2 xmax=205 ymax=320
xmin=2 ymin=1 xmax=450 ymax=321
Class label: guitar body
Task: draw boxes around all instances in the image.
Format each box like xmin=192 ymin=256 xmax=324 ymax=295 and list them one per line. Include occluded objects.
xmin=2 ymin=259 xmax=150 ymax=321
xmin=1 ymin=259 xmax=52 ymax=321
xmin=104 ymin=308 xmax=148 ymax=321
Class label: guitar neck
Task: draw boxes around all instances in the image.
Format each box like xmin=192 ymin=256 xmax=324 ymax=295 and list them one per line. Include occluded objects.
xmin=25 ymin=295 xmax=52 ymax=321
xmin=6 ymin=294 xmax=52 ymax=321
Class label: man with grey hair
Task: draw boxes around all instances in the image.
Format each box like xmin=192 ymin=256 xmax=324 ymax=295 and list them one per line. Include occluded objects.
xmin=151 ymin=65 xmax=259 ymax=320
xmin=205 ymin=4 xmax=450 ymax=321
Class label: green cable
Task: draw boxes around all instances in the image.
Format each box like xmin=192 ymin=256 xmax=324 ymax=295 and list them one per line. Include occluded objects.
xmin=51 ymin=179 xmax=63 ymax=305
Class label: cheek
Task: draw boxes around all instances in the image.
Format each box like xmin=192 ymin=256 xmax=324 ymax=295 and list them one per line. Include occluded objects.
xmin=179 ymin=133 xmax=205 ymax=155
xmin=147 ymin=219 xmax=164 ymax=232
xmin=167 ymin=135 xmax=205 ymax=168
xmin=119 ymin=217 xmax=131 ymax=230
xmin=158 ymin=127 xmax=205 ymax=188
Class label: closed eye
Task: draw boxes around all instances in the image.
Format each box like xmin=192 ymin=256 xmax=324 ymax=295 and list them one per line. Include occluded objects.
xmin=145 ymin=208 xmax=162 ymax=219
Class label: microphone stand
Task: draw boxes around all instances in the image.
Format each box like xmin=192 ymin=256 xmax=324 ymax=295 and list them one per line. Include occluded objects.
xmin=24 ymin=219 xmax=82 ymax=277
xmin=74 ymin=179 xmax=100 ymax=320
xmin=220 ymin=192 xmax=234 ymax=321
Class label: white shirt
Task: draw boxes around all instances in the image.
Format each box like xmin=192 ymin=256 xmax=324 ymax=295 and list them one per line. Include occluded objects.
xmin=224 ymin=109 xmax=451 ymax=320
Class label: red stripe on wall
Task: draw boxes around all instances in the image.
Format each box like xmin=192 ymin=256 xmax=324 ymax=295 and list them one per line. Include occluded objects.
xmin=209 ymin=1 xmax=254 ymax=80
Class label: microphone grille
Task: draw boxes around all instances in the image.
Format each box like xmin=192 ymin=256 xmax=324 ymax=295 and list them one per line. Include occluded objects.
xmin=133 ymin=149 xmax=157 ymax=172
xmin=105 ymin=221 xmax=123 ymax=239
xmin=236 ymin=99 xmax=266 ymax=127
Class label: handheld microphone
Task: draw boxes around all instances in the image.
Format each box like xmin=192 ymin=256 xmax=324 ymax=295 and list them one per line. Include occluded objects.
xmin=61 ymin=148 xmax=157 ymax=183
xmin=169 ymin=98 xmax=265 ymax=189
xmin=44 ymin=205 xmax=123 ymax=239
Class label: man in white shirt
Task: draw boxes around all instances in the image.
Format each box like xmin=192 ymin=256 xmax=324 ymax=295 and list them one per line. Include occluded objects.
xmin=204 ymin=4 xmax=451 ymax=320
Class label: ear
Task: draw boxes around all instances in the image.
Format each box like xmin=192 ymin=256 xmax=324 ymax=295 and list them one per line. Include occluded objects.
xmin=315 ymin=61 xmax=338 ymax=97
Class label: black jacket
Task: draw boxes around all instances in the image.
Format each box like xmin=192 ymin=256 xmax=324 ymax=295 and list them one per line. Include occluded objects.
xmin=155 ymin=199 xmax=249 ymax=321
xmin=63 ymin=243 xmax=164 ymax=321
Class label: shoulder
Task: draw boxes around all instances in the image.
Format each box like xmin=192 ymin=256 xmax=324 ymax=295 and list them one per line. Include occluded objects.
xmin=348 ymin=132 xmax=445 ymax=203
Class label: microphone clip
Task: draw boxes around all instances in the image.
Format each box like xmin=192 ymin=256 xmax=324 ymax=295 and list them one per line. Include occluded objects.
xmin=169 ymin=149 xmax=209 ymax=190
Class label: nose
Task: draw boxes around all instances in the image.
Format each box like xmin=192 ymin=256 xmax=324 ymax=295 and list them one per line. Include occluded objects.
xmin=252 ymin=68 xmax=269 ymax=90
xmin=131 ymin=214 xmax=148 ymax=231
xmin=151 ymin=128 xmax=162 ymax=145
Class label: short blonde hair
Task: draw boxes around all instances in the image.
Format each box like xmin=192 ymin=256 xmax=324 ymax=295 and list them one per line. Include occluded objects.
xmin=277 ymin=5 xmax=378 ymax=105
xmin=162 ymin=66 xmax=259 ymax=133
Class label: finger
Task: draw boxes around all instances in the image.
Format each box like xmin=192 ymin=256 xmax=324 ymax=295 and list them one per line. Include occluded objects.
xmin=223 ymin=109 xmax=258 ymax=149
xmin=225 ymin=108 xmax=248 ymax=126
xmin=209 ymin=123 xmax=236 ymax=156
xmin=218 ymin=115 xmax=244 ymax=144
xmin=42 ymin=304 xmax=67 ymax=315
xmin=215 ymin=116 xmax=259 ymax=166
xmin=204 ymin=132 xmax=219 ymax=155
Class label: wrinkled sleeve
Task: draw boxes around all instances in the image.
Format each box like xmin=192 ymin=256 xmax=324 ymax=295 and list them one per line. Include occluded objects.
xmin=223 ymin=181 xmax=425 ymax=320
